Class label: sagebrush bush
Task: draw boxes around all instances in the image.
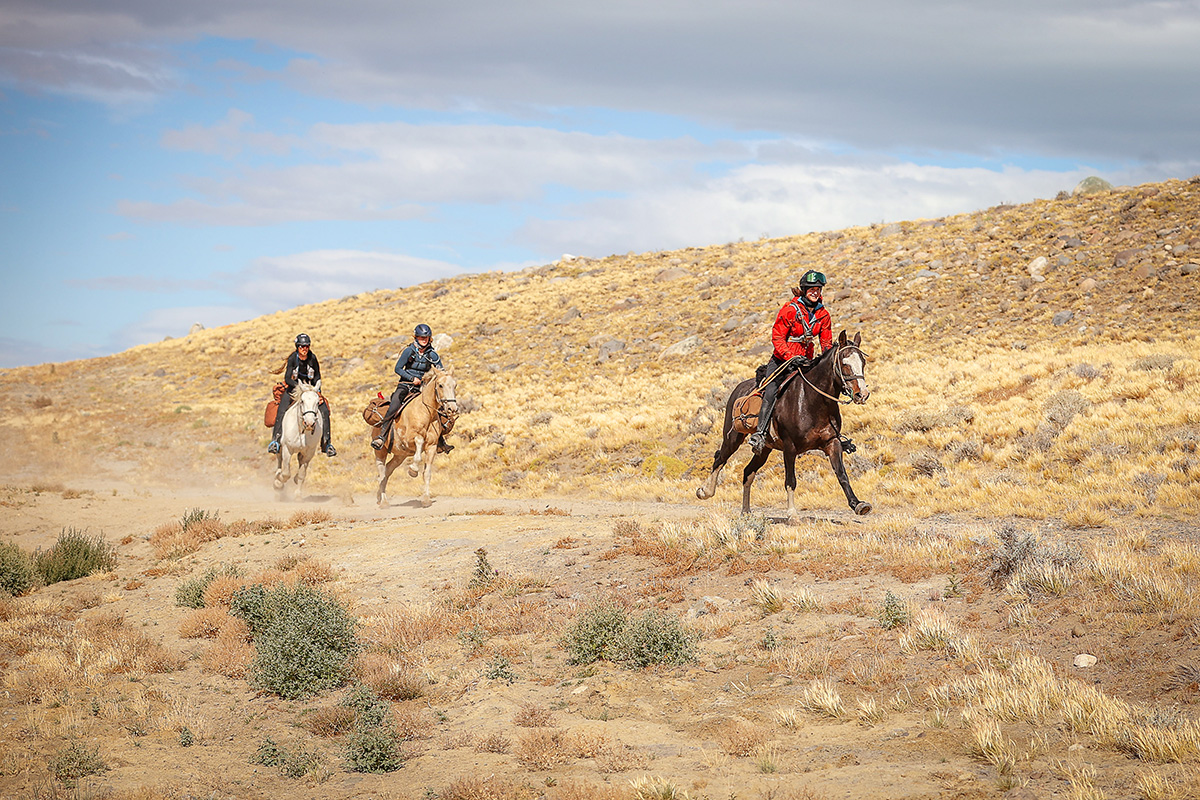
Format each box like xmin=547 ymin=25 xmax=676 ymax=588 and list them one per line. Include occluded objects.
xmin=34 ymin=528 xmax=116 ymax=585
xmin=984 ymin=524 xmax=1087 ymax=589
xmin=562 ymin=605 xmax=696 ymax=668
xmin=0 ymin=541 xmax=36 ymax=596
xmin=50 ymin=741 xmax=106 ymax=788
xmin=230 ymin=582 xmax=358 ymax=699
xmin=341 ymin=684 xmax=404 ymax=773
xmin=878 ymin=591 xmax=910 ymax=630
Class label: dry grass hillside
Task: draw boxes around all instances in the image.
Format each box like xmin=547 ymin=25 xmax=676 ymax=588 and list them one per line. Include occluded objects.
xmin=1 ymin=177 xmax=1199 ymax=800
xmin=2 ymin=177 xmax=1198 ymax=518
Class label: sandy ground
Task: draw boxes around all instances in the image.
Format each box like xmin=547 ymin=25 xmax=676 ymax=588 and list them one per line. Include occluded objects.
xmin=2 ymin=472 xmax=1190 ymax=800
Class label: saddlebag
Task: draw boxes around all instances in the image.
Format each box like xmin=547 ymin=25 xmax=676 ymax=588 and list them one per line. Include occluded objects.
xmin=263 ymin=382 xmax=286 ymax=428
xmin=732 ymin=393 xmax=762 ymax=435
xmin=363 ymin=393 xmax=389 ymax=427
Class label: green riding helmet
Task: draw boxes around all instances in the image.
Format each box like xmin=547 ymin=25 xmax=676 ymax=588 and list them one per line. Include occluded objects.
xmin=798 ymin=270 xmax=827 ymax=289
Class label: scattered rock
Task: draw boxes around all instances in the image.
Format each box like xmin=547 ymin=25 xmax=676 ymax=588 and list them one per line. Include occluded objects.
xmin=878 ymin=223 xmax=902 ymax=237
xmin=556 ymin=307 xmax=581 ymax=325
xmin=1073 ymin=654 xmax=1098 ymax=668
xmin=432 ymin=333 xmax=453 ymax=352
xmin=1073 ymin=176 xmax=1113 ymax=196
xmin=1052 ymin=311 xmax=1074 ymax=326
xmin=1113 ymin=248 xmax=1143 ymax=268
xmin=1027 ymin=256 xmax=1048 ymax=281
xmin=721 ymin=317 xmax=743 ymax=332
xmin=1079 ymin=278 xmax=1098 ymax=292
xmin=188 ymin=323 xmax=205 ymax=335
xmin=1071 ymin=624 xmax=1087 ymax=638
xmin=596 ymin=340 xmax=625 ymax=362
xmin=658 ymin=335 xmax=702 ymax=360
xmin=656 ymin=267 xmax=690 ymax=282
xmin=1133 ymin=262 xmax=1157 ymax=281
xmin=1182 ymin=263 xmax=1198 ymax=276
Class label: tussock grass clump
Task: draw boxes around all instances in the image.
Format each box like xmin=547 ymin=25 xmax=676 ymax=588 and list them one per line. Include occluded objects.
xmin=514 ymin=727 xmax=569 ymax=770
xmin=34 ymin=528 xmax=116 ymax=585
xmin=354 ymin=652 xmax=426 ymax=701
xmin=983 ymin=524 xmax=1087 ymax=590
xmin=561 ymin=604 xmax=696 ymax=668
xmin=230 ymin=582 xmax=358 ymax=699
xmin=0 ymin=541 xmax=36 ymax=596
xmin=441 ymin=775 xmax=541 ymax=800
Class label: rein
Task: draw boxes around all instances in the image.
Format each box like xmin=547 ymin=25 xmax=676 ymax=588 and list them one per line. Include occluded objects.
xmin=799 ymin=344 xmax=866 ymax=405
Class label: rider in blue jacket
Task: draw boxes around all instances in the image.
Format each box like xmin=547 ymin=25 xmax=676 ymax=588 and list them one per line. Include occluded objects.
xmin=371 ymin=324 xmax=453 ymax=454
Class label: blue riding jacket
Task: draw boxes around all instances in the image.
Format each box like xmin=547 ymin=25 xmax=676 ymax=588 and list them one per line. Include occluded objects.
xmin=394 ymin=343 xmax=442 ymax=383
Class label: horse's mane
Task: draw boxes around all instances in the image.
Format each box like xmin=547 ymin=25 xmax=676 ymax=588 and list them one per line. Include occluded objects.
xmin=290 ymin=382 xmax=318 ymax=399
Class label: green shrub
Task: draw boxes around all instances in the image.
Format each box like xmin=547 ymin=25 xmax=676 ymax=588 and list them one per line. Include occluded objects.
xmin=34 ymin=528 xmax=116 ymax=585
xmin=341 ymin=684 xmax=403 ymax=773
xmin=345 ymin=726 xmax=403 ymax=773
xmin=231 ymin=583 xmax=358 ymax=699
xmin=484 ymin=656 xmax=517 ymax=684
xmin=181 ymin=508 xmax=218 ymax=530
xmin=0 ymin=541 xmax=36 ymax=596
xmin=251 ymin=737 xmax=286 ymax=767
xmin=562 ymin=605 xmax=696 ymax=668
xmin=174 ymin=562 xmax=245 ymax=608
xmin=469 ymin=547 xmax=499 ymax=589
xmin=878 ymin=591 xmax=909 ymax=630
xmin=50 ymin=741 xmax=106 ymax=787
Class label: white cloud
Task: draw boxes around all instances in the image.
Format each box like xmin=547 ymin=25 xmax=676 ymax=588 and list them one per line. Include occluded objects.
xmin=233 ymin=249 xmax=466 ymax=312
xmin=110 ymin=304 xmax=258 ymax=351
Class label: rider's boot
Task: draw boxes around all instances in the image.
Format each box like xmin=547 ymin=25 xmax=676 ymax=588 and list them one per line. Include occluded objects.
xmin=267 ymin=432 xmax=281 ymax=455
xmin=322 ymin=437 xmax=337 ymax=457
xmin=371 ymin=420 xmax=391 ymax=451
xmin=436 ymin=435 xmax=453 ymax=454
xmin=839 ymin=435 xmax=856 ymax=454
xmin=748 ymin=384 xmax=778 ymax=455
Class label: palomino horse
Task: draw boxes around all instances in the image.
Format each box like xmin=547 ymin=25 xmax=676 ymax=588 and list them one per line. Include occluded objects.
xmin=274 ymin=382 xmax=324 ymax=499
xmin=697 ymin=331 xmax=872 ymax=517
xmin=373 ymin=367 xmax=458 ymax=508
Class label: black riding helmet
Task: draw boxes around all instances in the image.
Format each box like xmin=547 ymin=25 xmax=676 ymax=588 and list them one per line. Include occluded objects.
xmin=414 ymin=323 xmax=432 ymax=339
xmin=798 ymin=270 xmax=827 ymax=290
xmin=295 ymin=333 xmax=311 ymax=348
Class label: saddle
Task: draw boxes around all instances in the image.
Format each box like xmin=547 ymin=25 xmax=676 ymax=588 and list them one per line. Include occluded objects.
xmin=267 ymin=383 xmax=329 ymax=428
xmin=732 ymin=364 xmax=805 ymax=435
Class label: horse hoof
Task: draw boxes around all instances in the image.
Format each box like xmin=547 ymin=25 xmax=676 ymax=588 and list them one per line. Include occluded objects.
xmin=696 ymin=487 xmax=710 ymax=500
xmin=854 ymin=501 xmax=873 ymax=516
xmin=273 ymin=480 xmax=285 ymax=490
xmin=407 ymin=467 xmax=419 ymax=478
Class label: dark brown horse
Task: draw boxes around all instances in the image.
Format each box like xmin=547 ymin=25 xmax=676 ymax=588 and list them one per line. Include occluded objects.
xmin=696 ymin=331 xmax=872 ymax=517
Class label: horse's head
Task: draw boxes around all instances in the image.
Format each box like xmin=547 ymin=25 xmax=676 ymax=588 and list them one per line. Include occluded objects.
xmin=427 ymin=367 xmax=458 ymax=425
xmin=294 ymin=383 xmax=322 ymax=433
xmin=834 ymin=331 xmax=871 ymax=404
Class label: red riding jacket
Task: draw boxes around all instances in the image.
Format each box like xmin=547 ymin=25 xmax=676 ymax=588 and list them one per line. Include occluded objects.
xmin=771 ymin=296 xmax=832 ymax=361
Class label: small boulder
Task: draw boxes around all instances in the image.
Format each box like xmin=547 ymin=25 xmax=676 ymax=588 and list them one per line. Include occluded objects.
xmin=658 ymin=335 xmax=702 ymax=360
xmin=1072 ymin=176 xmax=1113 ymax=196
xmin=1052 ymin=310 xmax=1074 ymax=326
xmin=656 ymin=267 xmax=690 ymax=282
xmin=432 ymin=333 xmax=453 ymax=352
xmin=1113 ymin=248 xmax=1144 ymax=268
xmin=1073 ymin=654 xmax=1098 ymax=668
xmin=188 ymin=322 xmax=205 ymax=335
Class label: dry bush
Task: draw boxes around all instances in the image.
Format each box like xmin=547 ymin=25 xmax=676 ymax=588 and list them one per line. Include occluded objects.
xmin=179 ymin=607 xmax=231 ymax=639
xmin=294 ymin=559 xmax=337 ymax=585
xmin=720 ymin=719 xmax=767 ymax=757
xmin=392 ymin=703 xmax=435 ymax=740
xmin=201 ymin=575 xmax=243 ymax=607
xmin=440 ymin=775 xmax=541 ymax=800
xmin=513 ymin=703 xmax=554 ymax=727
xmin=514 ymin=728 xmax=569 ymax=769
xmin=304 ymin=705 xmax=356 ymax=737
xmin=442 ymin=730 xmax=476 ymax=749
xmin=200 ymin=617 xmax=253 ymax=678
xmin=549 ymin=782 xmax=631 ymax=800
xmin=288 ymin=509 xmax=333 ymax=527
xmin=798 ymin=678 xmax=845 ymax=719
xmin=358 ymin=605 xmax=456 ymax=654
xmin=355 ymin=652 xmax=427 ymax=701
xmin=568 ymin=729 xmax=610 ymax=758
xmin=476 ymin=731 xmax=511 ymax=754
xmin=595 ymin=742 xmax=649 ymax=773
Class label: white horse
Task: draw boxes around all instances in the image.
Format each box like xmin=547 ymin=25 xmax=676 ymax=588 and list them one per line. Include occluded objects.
xmin=373 ymin=368 xmax=457 ymax=508
xmin=274 ymin=382 xmax=324 ymax=499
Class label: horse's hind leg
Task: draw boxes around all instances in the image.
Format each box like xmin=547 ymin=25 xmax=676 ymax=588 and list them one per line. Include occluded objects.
xmin=783 ymin=450 xmax=800 ymax=519
xmin=741 ymin=450 xmax=771 ymax=514
xmin=294 ymin=455 xmax=309 ymax=499
xmin=697 ymin=429 xmax=745 ymax=500
xmin=825 ymin=441 xmax=871 ymax=515
xmin=376 ymin=455 xmax=396 ymax=507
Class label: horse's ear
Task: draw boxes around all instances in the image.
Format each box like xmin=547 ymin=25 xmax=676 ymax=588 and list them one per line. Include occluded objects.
xmin=838 ymin=330 xmax=848 ymax=345
xmin=853 ymin=332 xmax=861 ymax=347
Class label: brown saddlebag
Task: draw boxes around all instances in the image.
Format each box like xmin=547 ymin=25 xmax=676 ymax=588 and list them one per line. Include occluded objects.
xmin=264 ymin=383 xmax=287 ymax=428
xmin=732 ymin=393 xmax=762 ymax=435
xmin=363 ymin=394 xmax=389 ymax=427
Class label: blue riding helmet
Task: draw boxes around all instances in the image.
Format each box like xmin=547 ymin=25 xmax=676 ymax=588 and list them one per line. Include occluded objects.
xmin=414 ymin=323 xmax=432 ymax=339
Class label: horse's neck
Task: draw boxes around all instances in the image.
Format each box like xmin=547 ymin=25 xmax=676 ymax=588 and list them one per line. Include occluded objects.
xmin=804 ymin=350 xmax=840 ymax=394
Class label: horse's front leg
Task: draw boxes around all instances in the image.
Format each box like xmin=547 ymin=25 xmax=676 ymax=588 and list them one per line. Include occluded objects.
xmin=408 ymin=434 xmax=426 ymax=478
xmin=783 ymin=450 xmax=799 ymax=519
xmin=377 ymin=453 xmax=401 ymax=507
xmin=294 ymin=454 xmax=309 ymax=498
xmin=741 ymin=449 xmax=771 ymax=514
xmin=273 ymin=448 xmax=290 ymax=491
xmin=418 ymin=451 xmax=435 ymax=508
xmin=824 ymin=440 xmax=871 ymax=515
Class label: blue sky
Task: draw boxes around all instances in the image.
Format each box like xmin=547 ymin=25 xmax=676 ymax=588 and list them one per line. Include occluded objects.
xmin=2 ymin=1 xmax=1199 ymax=368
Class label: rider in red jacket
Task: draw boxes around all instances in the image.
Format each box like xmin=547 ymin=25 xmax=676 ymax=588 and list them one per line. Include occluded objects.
xmin=748 ymin=270 xmax=853 ymax=455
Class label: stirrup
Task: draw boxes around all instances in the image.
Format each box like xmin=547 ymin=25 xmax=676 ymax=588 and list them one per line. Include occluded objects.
xmin=839 ymin=436 xmax=857 ymax=454
xmin=370 ymin=437 xmax=384 ymax=451
xmin=324 ymin=444 xmax=337 ymax=457
xmin=748 ymin=432 xmax=767 ymax=454
xmin=267 ymin=440 xmax=280 ymax=454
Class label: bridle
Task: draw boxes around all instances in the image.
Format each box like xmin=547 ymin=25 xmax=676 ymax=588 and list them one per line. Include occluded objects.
xmin=799 ymin=343 xmax=869 ymax=405
xmin=432 ymin=375 xmax=458 ymax=428
xmin=298 ymin=391 xmax=320 ymax=433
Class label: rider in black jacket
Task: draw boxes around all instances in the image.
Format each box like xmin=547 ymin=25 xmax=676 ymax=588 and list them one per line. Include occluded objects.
xmin=268 ymin=333 xmax=336 ymax=457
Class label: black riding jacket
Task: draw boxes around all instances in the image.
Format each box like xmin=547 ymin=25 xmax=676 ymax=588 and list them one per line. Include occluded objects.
xmin=284 ymin=350 xmax=322 ymax=389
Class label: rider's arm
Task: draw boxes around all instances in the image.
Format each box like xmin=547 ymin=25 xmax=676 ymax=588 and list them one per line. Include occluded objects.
xmin=310 ymin=354 xmax=322 ymax=391
xmin=283 ymin=352 xmax=299 ymax=389
xmin=818 ymin=311 xmax=834 ymax=354
xmin=394 ymin=345 xmax=415 ymax=379
xmin=771 ymin=303 xmax=800 ymax=360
